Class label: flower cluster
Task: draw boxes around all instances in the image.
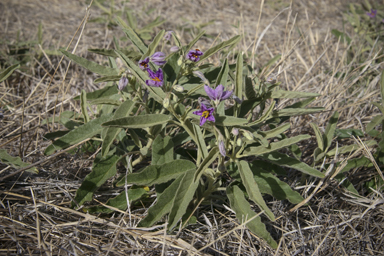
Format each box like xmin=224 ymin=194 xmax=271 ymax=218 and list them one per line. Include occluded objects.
xmin=193 ymin=84 xmax=232 ymax=127
xmin=138 ymin=52 xmax=166 ymax=87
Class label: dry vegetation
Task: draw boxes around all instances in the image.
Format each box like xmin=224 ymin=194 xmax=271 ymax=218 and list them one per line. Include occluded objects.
xmin=1 ymin=0 xmax=384 ymax=255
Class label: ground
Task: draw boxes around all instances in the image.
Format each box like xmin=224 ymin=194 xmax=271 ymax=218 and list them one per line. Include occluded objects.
xmin=1 ymin=0 xmax=384 ymax=255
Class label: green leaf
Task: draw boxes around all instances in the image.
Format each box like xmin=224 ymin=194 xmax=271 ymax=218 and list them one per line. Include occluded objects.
xmin=198 ymin=35 xmax=241 ymax=63
xmin=331 ymin=29 xmax=351 ymax=45
xmin=247 ymin=101 xmax=276 ymax=126
xmin=237 ymin=161 xmax=275 ymax=221
xmin=88 ymin=48 xmax=119 ymax=57
xmin=326 ymin=140 xmax=377 ymax=157
xmin=115 ymin=16 xmax=147 ymax=54
xmin=94 ymin=75 xmax=121 ymax=83
xmin=235 ymin=52 xmax=243 ymax=100
xmin=102 ymin=114 xmax=171 ymax=129
xmin=272 ymin=107 xmax=324 ymax=117
xmin=324 ymin=111 xmax=339 ymax=150
xmin=215 ymin=58 xmax=229 ymax=87
xmin=310 ymin=123 xmax=324 ymax=151
xmin=240 ymin=135 xmax=310 ymax=157
xmin=168 ymin=169 xmax=199 ymax=230
xmin=261 ymin=152 xmax=325 ymax=178
xmin=60 ymin=49 xmax=119 ymax=76
xmin=185 ymin=30 xmax=206 ymax=54
xmin=258 ymin=123 xmax=290 ymax=139
xmin=262 ymin=54 xmax=281 ymax=72
xmin=0 ymin=149 xmax=38 ymax=173
xmin=368 ymin=115 xmax=384 ymax=133
xmin=74 ymin=85 xmax=118 ymax=100
xmin=116 ymin=160 xmax=195 ymax=187
xmin=101 ymin=100 xmax=135 ymax=157
xmin=335 ymin=128 xmax=364 ymax=139
xmin=269 ymin=90 xmax=320 ymax=99
xmin=0 ymin=64 xmax=20 ymax=82
xmin=381 ymin=71 xmax=384 ymax=107
xmin=250 ymin=164 xmax=304 ymax=204
xmin=73 ymin=153 xmax=121 ymax=207
xmin=192 ymin=123 xmax=209 ymax=160
xmin=143 ymin=30 xmax=165 ymax=58
xmin=139 ymin=175 xmax=184 ymax=227
xmin=245 ymin=76 xmax=257 ymax=100
xmin=226 ymin=185 xmax=277 ymax=249
xmin=80 ymin=90 xmax=90 ymax=123
xmin=88 ymin=97 xmax=122 ymax=106
xmin=86 ymin=187 xmax=147 ymax=213
xmin=194 ymin=146 xmax=220 ymax=181
xmin=214 ymin=115 xmax=248 ymax=127
xmin=44 ymin=115 xmax=112 ymax=155
xmin=334 ymin=173 xmax=359 ymax=195
xmin=152 ymin=135 xmax=174 ymax=165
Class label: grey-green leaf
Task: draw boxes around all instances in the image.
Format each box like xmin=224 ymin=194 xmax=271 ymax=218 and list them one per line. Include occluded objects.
xmin=269 ymin=90 xmax=321 ymax=99
xmin=73 ymin=154 xmax=121 ymax=207
xmin=324 ymin=111 xmax=339 ymax=150
xmin=44 ymin=115 xmax=112 ymax=155
xmin=237 ymin=160 xmax=275 ymax=221
xmin=260 ymin=152 xmax=325 ymax=178
xmin=116 ymin=16 xmax=147 ymax=54
xmin=0 ymin=149 xmax=38 ymax=173
xmin=168 ymin=168 xmax=199 ymax=230
xmin=60 ymin=50 xmax=119 ymax=76
xmin=0 ymin=64 xmax=20 ymax=82
xmin=116 ymin=159 xmax=195 ymax=187
xmin=198 ymin=35 xmax=241 ymax=63
xmin=240 ymin=135 xmax=310 ymax=157
xmin=101 ymin=100 xmax=135 ymax=157
xmin=227 ymin=185 xmax=278 ymax=249
xmin=102 ymin=114 xmax=171 ymax=129
xmin=152 ymin=135 xmax=174 ymax=165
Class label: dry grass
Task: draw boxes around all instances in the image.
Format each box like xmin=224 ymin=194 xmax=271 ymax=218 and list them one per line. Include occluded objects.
xmin=1 ymin=0 xmax=384 ymax=255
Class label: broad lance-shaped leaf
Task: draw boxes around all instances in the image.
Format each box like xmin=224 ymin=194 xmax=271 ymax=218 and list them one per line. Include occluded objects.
xmin=139 ymin=174 xmax=184 ymax=227
xmin=237 ymin=161 xmax=275 ymax=221
xmin=194 ymin=146 xmax=220 ymax=182
xmin=0 ymin=149 xmax=38 ymax=173
xmin=310 ymin=123 xmax=324 ymax=151
xmin=193 ymin=124 xmax=209 ymax=159
xmin=324 ymin=111 xmax=339 ymax=151
xmin=185 ymin=30 xmax=205 ymax=54
xmin=74 ymin=85 xmax=118 ymax=101
xmin=258 ymin=123 xmax=290 ymax=139
xmin=215 ymin=58 xmax=229 ymax=87
xmin=168 ymin=168 xmax=199 ymax=230
xmin=245 ymin=76 xmax=257 ymax=100
xmin=44 ymin=115 xmax=112 ymax=155
xmin=116 ymin=159 xmax=195 ymax=187
xmin=152 ymin=135 xmax=174 ymax=165
xmin=249 ymin=164 xmax=304 ymax=204
xmin=240 ymin=135 xmax=310 ymax=157
xmin=115 ymin=16 xmax=147 ymax=54
xmin=80 ymin=90 xmax=90 ymax=123
xmin=143 ymin=30 xmax=165 ymax=58
xmin=102 ymin=100 xmax=135 ymax=157
xmin=60 ymin=50 xmax=119 ymax=76
xmin=197 ymin=35 xmax=241 ymax=63
xmin=247 ymin=100 xmax=276 ymax=127
xmin=88 ymin=97 xmax=122 ymax=106
xmin=187 ymin=112 xmax=248 ymax=127
xmin=260 ymin=152 xmax=325 ymax=178
xmin=235 ymin=52 xmax=243 ymax=101
xmin=73 ymin=153 xmax=121 ymax=208
xmin=86 ymin=187 xmax=147 ymax=213
xmin=227 ymin=185 xmax=278 ymax=249
xmin=269 ymin=90 xmax=320 ymax=99
xmin=0 ymin=63 xmax=20 ymax=82
xmin=272 ymin=107 xmax=324 ymax=117
xmin=102 ymin=114 xmax=171 ymax=129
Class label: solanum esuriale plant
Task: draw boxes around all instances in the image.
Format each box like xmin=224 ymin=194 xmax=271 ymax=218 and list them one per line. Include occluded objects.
xmin=46 ymin=17 xmax=326 ymax=248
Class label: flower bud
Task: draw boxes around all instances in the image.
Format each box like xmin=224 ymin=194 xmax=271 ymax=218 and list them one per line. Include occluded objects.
xmin=219 ymin=140 xmax=226 ymax=157
xmin=173 ymin=85 xmax=184 ymax=92
xmin=232 ymin=128 xmax=239 ymax=136
xmin=241 ymin=129 xmax=254 ymax=140
xmin=118 ymin=76 xmax=128 ymax=91
xmin=170 ymin=46 xmax=179 ymax=52
xmin=163 ymin=97 xmax=170 ymax=108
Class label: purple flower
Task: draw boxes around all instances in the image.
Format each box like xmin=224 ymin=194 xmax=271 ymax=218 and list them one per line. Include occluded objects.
xmin=170 ymin=46 xmax=180 ymax=52
xmin=204 ymin=85 xmax=232 ymax=104
xmin=139 ymin=57 xmax=150 ymax=70
xmin=367 ymin=9 xmax=377 ymax=18
xmin=219 ymin=140 xmax=226 ymax=157
xmin=164 ymin=31 xmax=173 ymax=42
xmin=118 ymin=76 xmax=128 ymax=91
xmin=193 ymin=103 xmax=215 ymax=126
xmin=150 ymin=52 xmax=166 ymax=66
xmin=146 ymin=68 xmax=163 ymax=87
xmin=187 ymin=49 xmax=203 ymax=62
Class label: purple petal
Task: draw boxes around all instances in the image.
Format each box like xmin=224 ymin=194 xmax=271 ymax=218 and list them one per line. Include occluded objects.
xmin=221 ymin=90 xmax=232 ymax=100
xmin=204 ymin=85 xmax=216 ymax=100
xmin=200 ymin=117 xmax=207 ymax=126
xmin=193 ymin=110 xmax=204 ymax=116
xmin=214 ymin=85 xmax=224 ymax=100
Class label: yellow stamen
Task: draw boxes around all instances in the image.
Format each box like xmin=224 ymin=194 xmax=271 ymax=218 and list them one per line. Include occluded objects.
xmin=152 ymin=77 xmax=161 ymax=82
xmin=201 ymin=111 xmax=209 ymax=118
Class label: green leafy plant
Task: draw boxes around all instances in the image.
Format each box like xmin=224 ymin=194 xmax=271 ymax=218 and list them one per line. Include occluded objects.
xmin=45 ymin=17 xmax=330 ymax=248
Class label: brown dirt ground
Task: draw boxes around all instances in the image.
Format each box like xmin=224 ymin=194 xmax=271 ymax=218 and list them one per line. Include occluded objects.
xmin=1 ymin=0 xmax=384 ymax=255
